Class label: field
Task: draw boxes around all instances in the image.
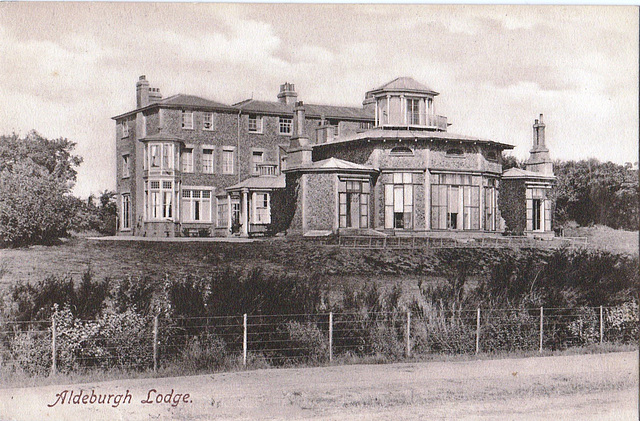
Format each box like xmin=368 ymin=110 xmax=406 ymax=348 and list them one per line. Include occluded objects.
xmin=0 ymin=351 xmax=636 ymax=420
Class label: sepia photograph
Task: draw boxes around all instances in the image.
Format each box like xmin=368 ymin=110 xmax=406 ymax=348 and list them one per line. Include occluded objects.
xmin=0 ymin=3 xmax=638 ymax=420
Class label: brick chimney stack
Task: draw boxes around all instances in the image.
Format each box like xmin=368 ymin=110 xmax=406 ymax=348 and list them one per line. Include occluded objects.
xmin=287 ymin=101 xmax=312 ymax=167
xmin=277 ymin=82 xmax=298 ymax=105
xmin=136 ymin=75 xmax=162 ymax=108
xmin=136 ymin=75 xmax=149 ymax=108
xmin=532 ymin=113 xmax=546 ymax=149
xmin=526 ymin=114 xmax=553 ymax=176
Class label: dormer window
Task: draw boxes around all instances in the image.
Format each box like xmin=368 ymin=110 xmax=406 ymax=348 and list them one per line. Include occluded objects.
xmin=446 ymin=148 xmax=464 ymax=157
xmin=390 ymin=146 xmax=414 ymax=156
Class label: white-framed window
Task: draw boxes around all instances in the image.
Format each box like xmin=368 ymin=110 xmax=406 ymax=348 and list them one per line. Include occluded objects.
xmin=252 ymin=192 xmax=270 ymax=224
xmin=121 ymin=193 xmax=131 ymax=230
xmin=407 ymin=98 xmax=420 ymax=125
xmin=145 ymin=179 xmax=174 ymax=221
xmin=122 ymin=154 xmax=130 ymax=178
xmin=339 ymin=179 xmax=370 ymax=229
xmin=526 ymin=187 xmax=550 ymax=232
xmin=202 ymin=148 xmax=214 ymax=174
xmin=279 ymin=117 xmax=292 ymax=135
xmin=182 ymin=110 xmax=194 ymax=129
xmin=222 ymin=147 xmax=235 ymax=174
xmin=181 ymin=189 xmax=211 ymax=222
xmin=203 ymin=112 xmax=214 ymax=130
xmin=248 ymin=115 xmax=263 ymax=133
xmin=252 ymin=150 xmax=264 ymax=175
xmin=385 ymin=172 xmax=415 ymax=230
xmin=217 ymin=198 xmax=228 ymax=228
xmin=182 ymin=148 xmax=193 ymax=173
xmin=431 ymin=173 xmax=481 ymax=231
xmin=122 ymin=120 xmax=129 ymax=137
xmin=148 ymin=143 xmax=175 ymax=174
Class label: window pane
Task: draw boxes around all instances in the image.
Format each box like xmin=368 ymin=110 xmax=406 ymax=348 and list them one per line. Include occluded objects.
xmin=403 ymin=172 xmax=412 ymax=184
xmin=404 ymin=184 xmax=413 ymax=206
xmin=385 ymin=206 xmax=394 ymax=229
xmin=385 ymin=184 xmax=393 ymax=203
xmin=394 ymin=186 xmax=404 ymax=212
xmin=393 ymin=173 xmax=402 ymax=184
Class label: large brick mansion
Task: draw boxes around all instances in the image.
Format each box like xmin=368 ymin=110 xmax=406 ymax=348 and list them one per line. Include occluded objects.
xmin=113 ymin=76 xmax=554 ymax=238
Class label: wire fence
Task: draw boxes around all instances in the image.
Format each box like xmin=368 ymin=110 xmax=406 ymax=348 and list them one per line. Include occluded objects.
xmin=0 ymin=304 xmax=636 ymax=377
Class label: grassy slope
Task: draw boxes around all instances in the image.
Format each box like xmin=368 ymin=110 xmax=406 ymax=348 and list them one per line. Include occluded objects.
xmin=0 ymin=226 xmax=636 ymax=293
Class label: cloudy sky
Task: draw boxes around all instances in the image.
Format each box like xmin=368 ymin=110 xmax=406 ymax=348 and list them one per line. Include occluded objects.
xmin=1 ymin=4 xmax=638 ymax=197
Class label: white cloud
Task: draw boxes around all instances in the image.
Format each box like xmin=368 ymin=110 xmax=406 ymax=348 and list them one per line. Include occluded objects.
xmin=0 ymin=4 xmax=637 ymax=198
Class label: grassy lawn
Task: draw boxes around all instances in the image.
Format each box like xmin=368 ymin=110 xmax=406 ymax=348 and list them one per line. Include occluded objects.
xmin=564 ymin=224 xmax=638 ymax=254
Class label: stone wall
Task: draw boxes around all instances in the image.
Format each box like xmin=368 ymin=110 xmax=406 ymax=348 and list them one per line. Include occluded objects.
xmin=305 ymin=173 xmax=336 ymax=231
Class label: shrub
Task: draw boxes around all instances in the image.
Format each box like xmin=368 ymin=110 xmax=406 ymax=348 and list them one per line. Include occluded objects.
xmin=481 ymin=309 xmax=538 ymax=352
xmin=605 ymin=301 xmax=639 ymax=344
xmin=54 ymin=306 xmax=152 ymax=371
xmin=9 ymin=329 xmax=51 ymax=376
xmin=179 ymin=334 xmax=228 ymax=372
xmin=8 ymin=271 xmax=109 ymax=321
xmin=281 ymin=320 xmax=328 ymax=363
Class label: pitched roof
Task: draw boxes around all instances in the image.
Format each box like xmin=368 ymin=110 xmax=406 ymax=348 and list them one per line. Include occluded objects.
xmin=368 ymin=77 xmax=439 ymax=96
xmin=158 ymin=94 xmax=233 ymax=110
xmin=112 ymin=94 xmax=234 ymax=119
xmin=234 ymin=100 xmax=374 ymax=120
xmin=285 ymin=157 xmax=377 ymax=173
xmin=225 ymin=175 xmax=286 ymax=191
xmin=502 ymin=167 xmax=556 ymax=179
xmin=314 ymin=128 xmax=515 ymax=149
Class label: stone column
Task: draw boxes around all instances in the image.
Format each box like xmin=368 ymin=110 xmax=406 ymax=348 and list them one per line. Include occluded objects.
xmin=227 ymin=193 xmax=232 ymax=232
xmin=241 ymin=189 xmax=249 ymax=236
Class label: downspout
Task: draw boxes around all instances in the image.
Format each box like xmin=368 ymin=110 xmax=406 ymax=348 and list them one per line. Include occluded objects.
xmin=237 ymin=109 xmax=241 ymax=183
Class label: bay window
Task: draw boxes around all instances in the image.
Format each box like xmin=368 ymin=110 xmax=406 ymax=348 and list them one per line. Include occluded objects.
xmin=145 ymin=180 xmax=174 ymax=220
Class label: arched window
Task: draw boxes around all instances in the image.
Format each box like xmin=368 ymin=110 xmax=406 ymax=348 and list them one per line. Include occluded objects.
xmin=446 ymin=148 xmax=464 ymax=156
xmin=390 ymin=146 xmax=414 ymax=156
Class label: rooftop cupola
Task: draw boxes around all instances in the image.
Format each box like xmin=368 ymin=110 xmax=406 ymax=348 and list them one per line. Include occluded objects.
xmin=365 ymin=77 xmax=447 ymax=131
xmin=277 ymin=82 xmax=298 ymax=105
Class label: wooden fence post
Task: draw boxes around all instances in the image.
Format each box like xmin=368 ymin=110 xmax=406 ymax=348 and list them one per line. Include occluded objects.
xmin=599 ymin=305 xmax=604 ymax=345
xmin=539 ymin=306 xmax=544 ymax=353
xmin=329 ymin=312 xmax=333 ymax=363
xmin=475 ymin=308 xmax=481 ymax=355
xmin=51 ymin=316 xmax=57 ymax=376
xmin=406 ymin=311 xmax=411 ymax=358
xmin=153 ymin=315 xmax=158 ymax=373
xmin=243 ymin=314 xmax=247 ymax=367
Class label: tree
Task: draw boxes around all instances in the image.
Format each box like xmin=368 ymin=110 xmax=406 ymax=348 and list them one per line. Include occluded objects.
xmin=0 ymin=131 xmax=83 ymax=246
xmin=553 ymin=159 xmax=638 ymax=230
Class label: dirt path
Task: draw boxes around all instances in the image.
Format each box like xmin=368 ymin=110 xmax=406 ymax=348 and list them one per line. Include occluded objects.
xmin=0 ymin=352 xmax=637 ymax=421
